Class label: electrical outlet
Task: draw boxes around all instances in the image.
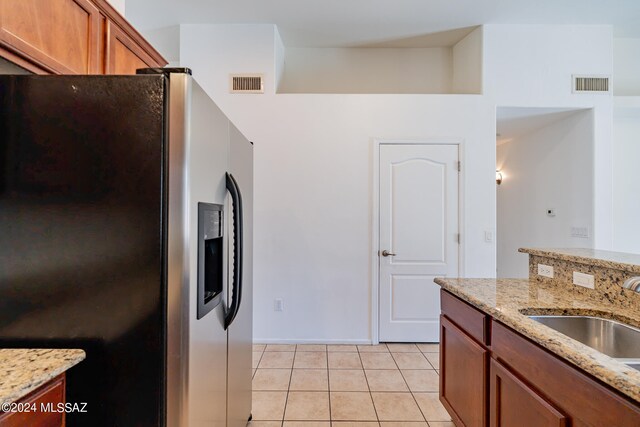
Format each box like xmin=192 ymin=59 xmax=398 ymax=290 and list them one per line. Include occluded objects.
xmin=537 ymin=264 xmax=554 ymax=278
xmin=571 ymin=226 xmax=590 ymax=238
xmin=274 ymin=298 xmax=284 ymax=311
xmin=573 ymin=272 xmax=595 ymax=289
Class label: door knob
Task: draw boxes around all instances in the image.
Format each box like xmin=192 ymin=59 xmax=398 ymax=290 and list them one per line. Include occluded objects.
xmin=381 ymin=250 xmax=396 ymax=257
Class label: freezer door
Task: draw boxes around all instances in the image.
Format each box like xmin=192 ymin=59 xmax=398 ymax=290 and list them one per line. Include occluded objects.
xmin=226 ymin=123 xmax=254 ymax=427
xmin=167 ymin=73 xmax=230 ymax=427
xmin=0 ymin=74 xmax=166 ymax=427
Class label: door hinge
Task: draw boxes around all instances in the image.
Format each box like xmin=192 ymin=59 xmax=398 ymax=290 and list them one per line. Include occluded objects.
xmin=457 ymin=161 xmax=461 ymax=172
xmin=455 ymin=233 xmax=461 ymax=244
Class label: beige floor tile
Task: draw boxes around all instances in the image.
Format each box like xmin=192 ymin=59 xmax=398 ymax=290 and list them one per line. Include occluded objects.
xmin=329 ymin=369 xmax=369 ymax=391
xmin=357 ymin=344 xmax=389 ymax=353
xmin=294 ymin=351 xmax=328 ymax=369
xmin=327 ymin=345 xmax=358 ymax=352
xmin=365 ymin=370 xmax=409 ymax=392
xmin=416 ymin=344 xmax=439 ymax=353
xmin=332 ymin=423 xmax=380 ymax=426
xmin=360 ymin=352 xmax=397 ymax=369
xmin=284 ymin=392 xmax=330 ymax=420
xmin=386 ymin=343 xmax=420 ymax=353
xmin=427 ymin=422 xmax=455 ymax=427
xmin=284 ymin=422 xmax=331 ymax=427
xmin=253 ymin=351 xmax=264 ymax=368
xmin=380 ymin=423 xmax=427 ymax=426
xmin=253 ymin=344 xmax=267 ymax=352
xmin=253 ymin=369 xmax=292 ymax=391
xmin=266 ymin=344 xmax=297 ymax=352
xmin=248 ymin=421 xmax=281 ymax=427
xmin=259 ymin=351 xmax=295 ymax=369
xmin=424 ymin=353 xmax=440 ymax=370
xmin=328 ymin=352 xmax=363 ymax=369
xmin=392 ymin=353 xmax=431 ymax=369
xmin=297 ymin=344 xmax=328 ymax=352
xmin=401 ymin=370 xmax=439 ymax=392
xmin=371 ymin=392 xmax=424 ymax=421
xmin=413 ymin=393 xmax=451 ymax=422
xmin=290 ymin=369 xmax=329 ymax=391
xmin=330 ymin=392 xmax=378 ymax=421
xmin=252 ymin=391 xmax=287 ymax=420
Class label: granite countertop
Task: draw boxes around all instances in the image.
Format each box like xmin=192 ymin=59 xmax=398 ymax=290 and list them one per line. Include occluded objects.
xmin=434 ymin=277 xmax=640 ymax=404
xmin=0 ymin=349 xmax=86 ymax=405
xmin=519 ymin=247 xmax=640 ymax=274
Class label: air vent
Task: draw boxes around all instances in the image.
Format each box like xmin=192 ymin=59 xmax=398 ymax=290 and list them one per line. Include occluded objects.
xmin=572 ymin=75 xmax=611 ymax=93
xmin=230 ymin=74 xmax=264 ymax=94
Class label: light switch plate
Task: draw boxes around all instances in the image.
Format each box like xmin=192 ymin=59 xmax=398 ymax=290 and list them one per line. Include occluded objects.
xmin=573 ymin=271 xmax=595 ymax=289
xmin=538 ymin=264 xmax=554 ymax=278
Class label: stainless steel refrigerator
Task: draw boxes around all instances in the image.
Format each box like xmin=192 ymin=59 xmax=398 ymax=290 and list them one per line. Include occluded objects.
xmin=0 ymin=68 xmax=253 ymax=427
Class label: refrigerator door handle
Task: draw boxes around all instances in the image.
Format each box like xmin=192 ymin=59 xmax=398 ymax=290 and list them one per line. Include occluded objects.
xmin=224 ymin=172 xmax=244 ymax=329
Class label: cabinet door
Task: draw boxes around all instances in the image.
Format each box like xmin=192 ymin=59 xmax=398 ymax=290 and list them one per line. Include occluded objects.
xmin=490 ymin=359 xmax=567 ymax=427
xmin=105 ymin=21 xmax=156 ymax=74
xmin=0 ymin=0 xmax=101 ymax=74
xmin=440 ymin=314 xmax=488 ymax=427
xmin=0 ymin=374 xmax=66 ymax=427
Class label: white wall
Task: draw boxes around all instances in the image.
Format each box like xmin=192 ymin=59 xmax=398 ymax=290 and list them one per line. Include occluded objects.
xmin=142 ymin=26 xmax=180 ymax=66
xmin=274 ymin=27 xmax=285 ymax=92
xmin=612 ymin=114 xmax=640 ymax=253
xmin=171 ymin=24 xmax=496 ymax=343
xmin=107 ymin=0 xmax=125 ymax=15
xmin=497 ymin=110 xmax=595 ymax=278
xmin=139 ymin=22 xmax=619 ymax=342
xmin=278 ymin=47 xmax=453 ymax=93
xmin=452 ymin=27 xmax=483 ymax=94
xmin=613 ymin=38 xmax=640 ymax=95
xmin=483 ymin=25 xmax=613 ymax=250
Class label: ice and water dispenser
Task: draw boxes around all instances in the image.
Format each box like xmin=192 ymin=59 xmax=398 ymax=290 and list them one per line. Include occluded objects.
xmin=197 ymin=202 xmax=224 ymax=319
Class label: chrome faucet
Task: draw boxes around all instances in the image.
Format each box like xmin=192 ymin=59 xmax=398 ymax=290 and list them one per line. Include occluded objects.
xmin=623 ymin=277 xmax=640 ymax=292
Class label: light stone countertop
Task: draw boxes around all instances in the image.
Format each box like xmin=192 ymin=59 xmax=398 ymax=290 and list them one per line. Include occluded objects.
xmin=519 ymin=247 xmax=640 ymax=274
xmin=434 ymin=277 xmax=640 ymax=404
xmin=0 ymin=349 xmax=85 ymax=405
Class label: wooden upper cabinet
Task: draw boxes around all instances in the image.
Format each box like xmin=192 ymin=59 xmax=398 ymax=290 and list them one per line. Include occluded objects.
xmin=105 ymin=20 xmax=155 ymax=74
xmin=0 ymin=0 xmax=101 ymax=74
xmin=0 ymin=0 xmax=166 ymax=75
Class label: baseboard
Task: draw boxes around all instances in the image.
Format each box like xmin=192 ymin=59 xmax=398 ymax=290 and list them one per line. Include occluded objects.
xmin=252 ymin=338 xmax=373 ymax=345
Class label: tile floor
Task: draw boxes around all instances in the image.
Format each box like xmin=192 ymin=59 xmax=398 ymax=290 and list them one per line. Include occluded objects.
xmin=250 ymin=343 xmax=453 ymax=427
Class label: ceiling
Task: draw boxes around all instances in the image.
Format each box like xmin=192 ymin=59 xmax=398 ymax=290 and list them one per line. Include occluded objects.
xmin=126 ymin=0 xmax=640 ymax=47
xmin=496 ymin=107 xmax=588 ymax=145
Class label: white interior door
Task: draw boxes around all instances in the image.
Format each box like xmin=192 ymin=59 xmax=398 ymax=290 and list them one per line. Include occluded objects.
xmin=379 ymin=144 xmax=459 ymax=342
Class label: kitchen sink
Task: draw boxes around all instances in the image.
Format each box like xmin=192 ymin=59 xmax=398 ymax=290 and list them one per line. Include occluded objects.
xmin=527 ymin=315 xmax=640 ymax=369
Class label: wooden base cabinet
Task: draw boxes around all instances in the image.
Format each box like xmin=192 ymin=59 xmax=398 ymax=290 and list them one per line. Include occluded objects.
xmin=489 ymin=359 xmax=567 ymax=427
xmin=440 ymin=290 xmax=640 ymax=427
xmin=440 ymin=315 xmax=488 ymax=427
xmin=0 ymin=374 xmax=66 ymax=427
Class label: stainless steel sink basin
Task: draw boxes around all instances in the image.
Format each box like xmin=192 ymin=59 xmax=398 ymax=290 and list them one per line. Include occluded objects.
xmin=528 ymin=315 xmax=640 ymax=368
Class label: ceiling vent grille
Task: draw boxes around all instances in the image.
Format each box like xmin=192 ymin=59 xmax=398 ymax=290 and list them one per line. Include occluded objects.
xmin=230 ymin=74 xmax=264 ymax=94
xmin=572 ymin=75 xmax=611 ymax=93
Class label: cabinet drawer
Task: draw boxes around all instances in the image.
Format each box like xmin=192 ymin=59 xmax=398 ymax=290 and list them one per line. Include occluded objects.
xmin=441 ymin=289 xmax=488 ymax=344
xmin=490 ymin=358 xmax=567 ymax=427
xmin=0 ymin=374 xmax=65 ymax=427
xmin=491 ymin=321 xmax=640 ymax=427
